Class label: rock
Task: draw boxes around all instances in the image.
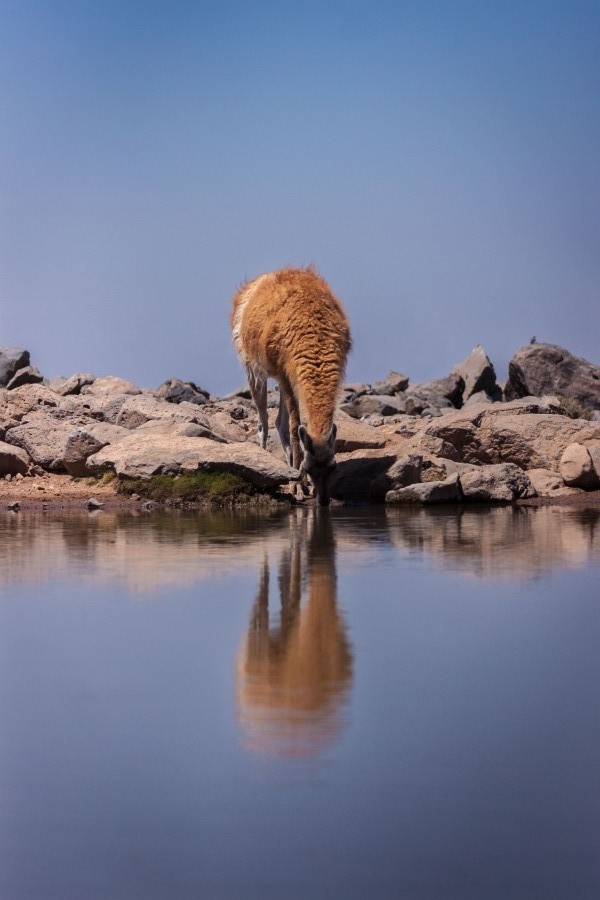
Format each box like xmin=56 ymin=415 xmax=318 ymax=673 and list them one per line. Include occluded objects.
xmin=463 ymin=390 xmax=495 ymax=407
xmin=52 ymin=373 xmax=96 ymax=396
xmin=477 ymin=415 xmax=600 ymax=471
xmin=386 ymin=473 xmax=461 ymax=504
xmin=458 ymin=463 xmax=536 ymax=502
xmin=340 ymin=394 xmax=406 ymax=419
xmin=410 ymin=397 xmax=600 ymax=470
xmin=115 ymin=395 xmax=208 ymax=430
xmin=200 ymin=407 xmax=249 ymax=443
xmin=452 ymin=345 xmax=501 ymax=402
xmin=505 ymin=343 xmax=600 ymax=411
xmin=3 ymin=411 xmax=74 ymax=471
xmin=328 ymin=451 xmax=400 ymax=503
xmin=559 ymin=443 xmax=599 ymax=489
xmin=342 ymin=382 xmax=371 ymax=397
xmin=81 ymin=376 xmax=142 ymax=396
xmin=63 ymin=429 xmax=109 ymax=477
xmin=370 ymin=453 xmax=423 ymax=498
xmin=0 ymin=383 xmax=59 ymax=427
xmin=588 ymin=444 xmax=600 ymax=480
xmin=526 ymin=468 xmax=584 ymax=498
xmin=6 ymin=366 xmax=44 ymax=390
xmin=334 ymin=413 xmax=388 ymax=452
xmin=406 ymin=374 xmax=464 ymax=410
xmin=86 ymin=433 xmax=299 ymax=487
xmin=155 ymin=378 xmax=209 ymax=406
xmin=0 ymin=347 xmax=30 ymax=387
xmin=0 ymin=440 xmax=30 ymax=476
xmin=372 ymin=371 xmax=410 ymax=394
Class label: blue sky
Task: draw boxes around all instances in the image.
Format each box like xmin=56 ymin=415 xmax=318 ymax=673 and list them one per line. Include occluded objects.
xmin=1 ymin=1 xmax=599 ymax=394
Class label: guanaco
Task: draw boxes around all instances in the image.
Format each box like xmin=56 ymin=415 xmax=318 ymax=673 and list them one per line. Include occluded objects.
xmin=231 ymin=266 xmax=351 ymax=504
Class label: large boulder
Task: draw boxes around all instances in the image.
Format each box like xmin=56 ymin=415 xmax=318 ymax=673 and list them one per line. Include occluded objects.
xmin=4 ymin=411 xmax=74 ymax=470
xmin=505 ymin=343 xmax=600 ymax=412
xmin=0 ymin=347 xmax=30 ymax=387
xmin=559 ymin=442 xmax=600 ymax=489
xmin=386 ymin=474 xmax=462 ymax=504
xmin=451 ymin=345 xmax=501 ymax=402
xmin=458 ymin=462 xmax=536 ymax=502
xmin=63 ymin=422 xmax=130 ymax=476
xmin=372 ymin=371 xmax=410 ymax=395
xmin=340 ymin=394 xmax=406 ymax=419
xmin=86 ymin=433 xmax=298 ymax=487
xmin=81 ymin=376 xmax=142 ymax=396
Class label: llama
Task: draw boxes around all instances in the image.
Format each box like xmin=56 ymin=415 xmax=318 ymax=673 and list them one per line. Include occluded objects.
xmin=230 ymin=266 xmax=351 ymax=504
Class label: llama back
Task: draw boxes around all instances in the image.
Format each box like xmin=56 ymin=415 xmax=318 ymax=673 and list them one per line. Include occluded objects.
xmin=231 ymin=267 xmax=351 ymax=435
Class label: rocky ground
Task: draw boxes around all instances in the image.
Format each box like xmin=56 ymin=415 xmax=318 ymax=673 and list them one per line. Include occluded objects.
xmin=1 ymin=341 xmax=600 ymax=510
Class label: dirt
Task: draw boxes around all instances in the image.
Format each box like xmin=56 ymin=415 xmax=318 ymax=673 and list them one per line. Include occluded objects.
xmin=0 ymin=472 xmax=130 ymax=510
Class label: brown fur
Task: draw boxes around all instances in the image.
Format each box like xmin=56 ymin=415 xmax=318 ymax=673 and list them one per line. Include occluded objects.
xmin=231 ymin=266 xmax=352 ymax=495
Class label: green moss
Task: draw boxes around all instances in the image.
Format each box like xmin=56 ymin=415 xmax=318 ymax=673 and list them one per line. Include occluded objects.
xmin=116 ymin=470 xmax=254 ymax=503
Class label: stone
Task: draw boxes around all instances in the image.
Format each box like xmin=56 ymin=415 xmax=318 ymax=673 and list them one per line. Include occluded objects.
xmin=526 ymin=468 xmax=584 ymax=498
xmin=386 ymin=473 xmax=461 ymax=504
xmin=86 ymin=433 xmax=299 ymax=487
xmin=406 ymin=374 xmax=464 ymax=409
xmin=458 ymin=463 xmax=536 ymax=502
xmin=369 ymin=453 xmax=423 ymax=499
xmin=4 ymin=411 xmax=74 ymax=470
xmin=0 ymin=383 xmax=59 ymax=427
xmin=0 ymin=347 xmax=30 ymax=387
xmin=0 ymin=440 xmax=30 ymax=475
xmin=333 ymin=413 xmax=388 ymax=451
xmin=372 ymin=371 xmax=410 ymax=394
xmin=340 ymin=394 xmax=407 ymax=418
xmin=587 ymin=444 xmax=600 ymax=480
xmin=452 ymin=345 xmax=501 ymax=402
xmin=155 ymin=378 xmax=209 ymax=406
xmin=559 ymin=443 xmax=599 ymax=489
xmin=53 ymin=373 xmax=96 ymax=396
xmin=116 ymin=395 xmax=208 ymax=430
xmin=6 ymin=366 xmax=44 ymax=390
xmin=63 ymin=429 xmax=109 ymax=477
xmin=477 ymin=415 xmax=600 ymax=471
xmin=328 ymin=451 xmax=400 ymax=503
xmin=505 ymin=343 xmax=600 ymax=412
xmin=81 ymin=376 xmax=142 ymax=396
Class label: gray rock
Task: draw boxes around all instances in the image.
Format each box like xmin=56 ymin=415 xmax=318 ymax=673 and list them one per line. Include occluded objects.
xmin=406 ymin=374 xmax=464 ymax=409
xmin=0 ymin=440 xmax=30 ymax=475
xmin=386 ymin=473 xmax=461 ymax=504
xmin=155 ymin=378 xmax=209 ymax=406
xmin=559 ymin=443 xmax=599 ymax=489
xmin=53 ymin=373 xmax=96 ymax=396
xmin=505 ymin=343 xmax=600 ymax=411
xmin=370 ymin=453 xmax=423 ymax=499
xmin=452 ymin=345 xmax=501 ymax=402
xmin=4 ymin=411 xmax=74 ymax=471
xmin=372 ymin=371 xmax=410 ymax=394
xmin=341 ymin=394 xmax=406 ymax=419
xmin=0 ymin=347 xmax=30 ymax=387
xmin=81 ymin=376 xmax=142 ymax=396
xmin=87 ymin=433 xmax=299 ymax=487
xmin=6 ymin=366 xmax=44 ymax=390
xmin=328 ymin=452 xmax=400 ymax=503
xmin=458 ymin=463 xmax=536 ymax=501
xmin=63 ymin=429 xmax=109 ymax=477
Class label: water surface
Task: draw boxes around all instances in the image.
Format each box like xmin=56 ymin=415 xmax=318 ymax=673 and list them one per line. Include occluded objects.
xmin=1 ymin=504 xmax=599 ymax=899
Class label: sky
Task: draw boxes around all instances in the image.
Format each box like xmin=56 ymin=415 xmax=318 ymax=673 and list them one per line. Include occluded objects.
xmin=1 ymin=0 xmax=599 ymax=395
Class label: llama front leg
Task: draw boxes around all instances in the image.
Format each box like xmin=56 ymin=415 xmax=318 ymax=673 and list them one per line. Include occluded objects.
xmin=247 ymin=367 xmax=268 ymax=448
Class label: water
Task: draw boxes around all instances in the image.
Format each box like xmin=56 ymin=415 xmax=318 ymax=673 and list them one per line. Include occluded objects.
xmin=0 ymin=504 xmax=599 ymax=899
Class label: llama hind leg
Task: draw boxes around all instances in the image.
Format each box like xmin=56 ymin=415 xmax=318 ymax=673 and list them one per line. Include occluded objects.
xmin=275 ymin=390 xmax=291 ymax=465
xmin=247 ymin=367 xmax=268 ymax=449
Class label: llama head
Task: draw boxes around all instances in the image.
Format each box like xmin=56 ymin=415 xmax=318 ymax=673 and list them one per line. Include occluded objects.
xmin=298 ymin=423 xmax=337 ymax=506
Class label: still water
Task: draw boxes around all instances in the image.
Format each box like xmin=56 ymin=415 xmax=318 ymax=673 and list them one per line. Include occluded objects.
xmin=0 ymin=504 xmax=599 ymax=899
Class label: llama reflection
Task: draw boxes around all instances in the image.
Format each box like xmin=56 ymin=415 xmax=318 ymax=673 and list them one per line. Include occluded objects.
xmin=236 ymin=510 xmax=353 ymax=758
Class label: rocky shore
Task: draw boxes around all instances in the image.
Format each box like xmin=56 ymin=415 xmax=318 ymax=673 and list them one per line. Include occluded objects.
xmin=1 ymin=342 xmax=600 ymax=509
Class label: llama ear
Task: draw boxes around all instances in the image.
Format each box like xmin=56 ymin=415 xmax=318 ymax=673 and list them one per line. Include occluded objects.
xmin=327 ymin=422 xmax=337 ymax=449
xmin=298 ymin=425 xmax=313 ymax=454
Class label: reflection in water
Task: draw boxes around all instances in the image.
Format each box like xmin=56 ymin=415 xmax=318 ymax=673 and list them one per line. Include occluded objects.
xmin=0 ymin=504 xmax=599 ymax=594
xmin=236 ymin=510 xmax=353 ymax=758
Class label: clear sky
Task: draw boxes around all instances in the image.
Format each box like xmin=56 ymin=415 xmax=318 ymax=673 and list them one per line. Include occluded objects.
xmin=1 ymin=1 xmax=599 ymax=395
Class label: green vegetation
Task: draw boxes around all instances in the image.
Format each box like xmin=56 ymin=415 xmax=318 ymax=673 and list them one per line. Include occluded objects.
xmin=556 ymin=395 xmax=593 ymax=421
xmin=116 ymin=470 xmax=255 ymax=503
